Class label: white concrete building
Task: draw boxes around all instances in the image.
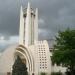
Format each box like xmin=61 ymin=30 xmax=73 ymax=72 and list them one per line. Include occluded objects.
xmin=0 ymin=2 xmax=66 ymax=75
xmin=17 ymin=2 xmax=51 ymax=75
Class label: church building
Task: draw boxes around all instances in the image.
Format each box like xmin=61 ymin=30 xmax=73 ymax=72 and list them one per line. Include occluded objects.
xmin=0 ymin=2 xmax=66 ymax=75
xmin=17 ymin=2 xmax=51 ymax=75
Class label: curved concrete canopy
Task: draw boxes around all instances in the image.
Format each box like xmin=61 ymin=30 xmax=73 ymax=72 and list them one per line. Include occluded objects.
xmin=15 ymin=44 xmax=35 ymax=74
xmin=0 ymin=44 xmax=34 ymax=75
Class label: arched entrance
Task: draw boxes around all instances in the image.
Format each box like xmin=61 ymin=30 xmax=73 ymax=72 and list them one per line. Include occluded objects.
xmin=14 ymin=45 xmax=34 ymax=75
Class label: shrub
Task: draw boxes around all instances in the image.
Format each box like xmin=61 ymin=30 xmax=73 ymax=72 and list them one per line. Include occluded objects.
xmin=40 ymin=72 xmax=47 ymax=75
xmin=51 ymin=72 xmax=62 ymax=75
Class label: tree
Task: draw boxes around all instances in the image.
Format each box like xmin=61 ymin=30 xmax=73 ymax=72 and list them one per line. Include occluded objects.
xmin=12 ymin=56 xmax=28 ymax=75
xmin=51 ymin=29 xmax=75 ymax=75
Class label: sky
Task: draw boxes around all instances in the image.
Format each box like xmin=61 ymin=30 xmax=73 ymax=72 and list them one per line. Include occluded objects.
xmin=0 ymin=0 xmax=75 ymax=52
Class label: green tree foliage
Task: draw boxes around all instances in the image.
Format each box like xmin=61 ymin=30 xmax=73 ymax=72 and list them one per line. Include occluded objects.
xmin=12 ymin=56 xmax=28 ymax=75
xmin=51 ymin=29 xmax=75 ymax=75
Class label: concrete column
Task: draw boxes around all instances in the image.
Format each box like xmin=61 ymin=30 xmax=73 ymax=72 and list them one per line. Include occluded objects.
xmin=34 ymin=8 xmax=38 ymax=43
xmin=19 ymin=6 xmax=24 ymax=45
xmin=25 ymin=2 xmax=31 ymax=46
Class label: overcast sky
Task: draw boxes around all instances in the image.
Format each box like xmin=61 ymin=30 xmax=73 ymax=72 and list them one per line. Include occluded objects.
xmin=0 ymin=0 xmax=75 ymax=51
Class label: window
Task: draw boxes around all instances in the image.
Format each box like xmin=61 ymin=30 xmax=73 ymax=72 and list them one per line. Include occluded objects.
xmin=45 ymin=67 xmax=47 ymax=68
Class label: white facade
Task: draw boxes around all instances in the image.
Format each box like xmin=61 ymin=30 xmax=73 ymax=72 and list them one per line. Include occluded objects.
xmin=18 ymin=2 xmax=51 ymax=75
xmin=33 ymin=41 xmax=51 ymax=75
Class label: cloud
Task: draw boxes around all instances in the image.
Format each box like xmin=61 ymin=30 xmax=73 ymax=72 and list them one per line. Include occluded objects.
xmin=0 ymin=0 xmax=75 ymax=51
xmin=39 ymin=18 xmax=45 ymax=25
xmin=39 ymin=29 xmax=56 ymax=40
xmin=0 ymin=36 xmax=18 ymax=52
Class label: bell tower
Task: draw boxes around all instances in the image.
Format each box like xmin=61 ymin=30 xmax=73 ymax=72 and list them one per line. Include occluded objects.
xmin=19 ymin=2 xmax=38 ymax=46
